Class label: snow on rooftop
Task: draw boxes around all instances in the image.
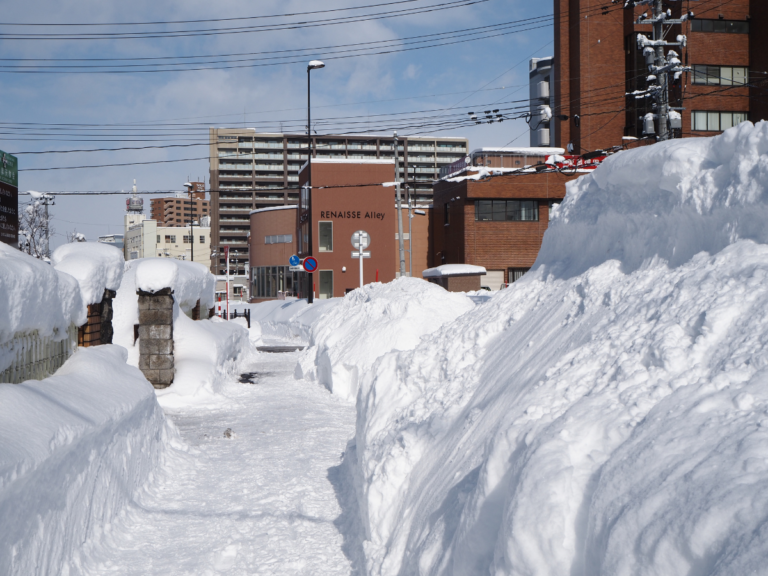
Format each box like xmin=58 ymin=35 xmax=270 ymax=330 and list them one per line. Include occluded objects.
xmin=470 ymin=146 xmax=566 ymax=156
xmin=51 ymin=242 xmax=125 ymax=307
xmin=249 ymin=205 xmax=297 ymax=216
xmin=422 ymin=264 xmax=487 ymax=277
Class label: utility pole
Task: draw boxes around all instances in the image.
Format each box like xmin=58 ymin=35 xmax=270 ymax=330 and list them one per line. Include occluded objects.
xmin=394 ymin=131 xmax=406 ymax=277
xmin=41 ymin=193 xmax=54 ymax=260
xmin=624 ymin=0 xmax=691 ymax=141
xmin=184 ymin=182 xmax=194 ymax=263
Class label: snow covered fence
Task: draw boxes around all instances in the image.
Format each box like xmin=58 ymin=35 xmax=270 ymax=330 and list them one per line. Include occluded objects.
xmin=0 ymin=244 xmax=84 ymax=384
xmin=0 ymin=345 xmax=175 ymax=576
xmin=52 ymin=242 xmax=125 ymax=347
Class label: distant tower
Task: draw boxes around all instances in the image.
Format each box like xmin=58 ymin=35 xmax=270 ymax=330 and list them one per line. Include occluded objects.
xmin=126 ymin=179 xmax=144 ymax=214
xmin=123 ymin=179 xmax=147 ymax=259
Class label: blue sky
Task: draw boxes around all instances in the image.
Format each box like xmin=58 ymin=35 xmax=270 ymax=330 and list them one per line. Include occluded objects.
xmin=0 ymin=0 xmax=554 ymax=248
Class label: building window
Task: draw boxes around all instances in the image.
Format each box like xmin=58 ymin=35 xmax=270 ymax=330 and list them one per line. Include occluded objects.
xmin=444 ymin=202 xmax=450 ymax=226
xmin=475 ymin=200 xmax=539 ymax=221
xmin=233 ymin=286 xmax=243 ymax=297
xmin=692 ymin=65 xmax=748 ymax=86
xmin=691 ymin=19 xmax=749 ymax=34
xmin=200 ymin=236 xmax=205 ymax=244
xmin=509 ymin=268 xmax=530 ymax=283
xmin=318 ymin=221 xmax=333 ymax=252
xmin=183 ymin=235 xmax=191 ymax=243
xmin=156 ymin=235 xmax=160 ymax=243
xmin=319 ymin=270 xmax=333 ymax=299
xmin=265 ymin=234 xmax=293 ymax=244
xmin=253 ymin=265 xmax=299 ymax=298
xmin=692 ymin=111 xmax=748 ymax=131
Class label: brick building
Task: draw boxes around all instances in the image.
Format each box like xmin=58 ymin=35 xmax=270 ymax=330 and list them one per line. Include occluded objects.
xmin=432 ymin=166 xmax=582 ymax=290
xmin=149 ymin=182 xmax=209 ymax=227
xmin=552 ymin=0 xmax=766 ymax=152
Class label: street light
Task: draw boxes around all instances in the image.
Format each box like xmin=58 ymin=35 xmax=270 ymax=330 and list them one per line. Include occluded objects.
xmin=184 ymin=182 xmax=194 ymax=263
xmin=306 ymin=60 xmax=324 ymax=303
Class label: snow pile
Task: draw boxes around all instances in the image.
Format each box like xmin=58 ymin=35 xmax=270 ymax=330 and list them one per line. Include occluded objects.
xmin=134 ymin=258 xmax=215 ymax=312
xmin=344 ymin=122 xmax=768 ymax=575
xmin=0 ymin=345 xmax=176 ymax=575
xmin=422 ymin=264 xmax=486 ymax=277
xmin=51 ymin=241 xmax=125 ymax=306
xmin=249 ymin=298 xmax=341 ymax=343
xmin=113 ymin=259 xmax=251 ymax=405
xmin=0 ymin=244 xmax=83 ymax=371
xmin=296 ymin=278 xmax=474 ymax=401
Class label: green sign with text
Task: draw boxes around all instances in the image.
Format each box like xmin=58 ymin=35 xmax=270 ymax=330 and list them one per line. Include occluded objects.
xmin=0 ymin=150 xmax=18 ymax=187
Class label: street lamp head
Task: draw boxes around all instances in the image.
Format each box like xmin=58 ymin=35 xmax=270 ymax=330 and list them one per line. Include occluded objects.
xmin=308 ymin=60 xmax=325 ymax=70
xmin=183 ymin=182 xmax=193 ymax=189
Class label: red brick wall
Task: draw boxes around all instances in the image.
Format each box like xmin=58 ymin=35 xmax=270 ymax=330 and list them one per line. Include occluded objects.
xmin=751 ymin=0 xmax=768 ymax=123
xmin=249 ymin=208 xmax=298 ymax=270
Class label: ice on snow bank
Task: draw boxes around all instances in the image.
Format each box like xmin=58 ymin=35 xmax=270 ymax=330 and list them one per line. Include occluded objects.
xmin=51 ymin=241 xmax=124 ymax=307
xmin=113 ymin=259 xmax=252 ymax=405
xmin=249 ymin=297 xmax=341 ymax=343
xmin=0 ymin=345 xmax=175 ymax=576
xmin=346 ymin=123 xmax=768 ymax=575
xmin=0 ymin=244 xmax=83 ymax=368
xmin=296 ymin=278 xmax=474 ymax=402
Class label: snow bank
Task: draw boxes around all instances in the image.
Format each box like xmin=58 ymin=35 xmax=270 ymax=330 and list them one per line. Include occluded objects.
xmin=249 ymin=297 xmax=341 ymax=343
xmin=0 ymin=345 xmax=176 ymax=575
xmin=113 ymin=259 xmax=251 ymax=405
xmin=0 ymin=244 xmax=83 ymax=371
xmin=51 ymin=241 xmax=124 ymax=307
xmin=422 ymin=264 xmax=486 ymax=277
xmin=342 ymin=123 xmax=768 ymax=575
xmin=296 ymin=278 xmax=475 ymax=402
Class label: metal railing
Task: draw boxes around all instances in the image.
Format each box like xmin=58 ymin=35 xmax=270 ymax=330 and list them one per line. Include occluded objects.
xmin=0 ymin=325 xmax=78 ymax=384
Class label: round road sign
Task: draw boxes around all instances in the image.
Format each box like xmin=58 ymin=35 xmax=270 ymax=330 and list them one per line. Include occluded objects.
xmin=351 ymin=230 xmax=371 ymax=250
xmin=289 ymin=254 xmax=300 ymax=266
xmin=303 ymin=256 xmax=318 ymax=272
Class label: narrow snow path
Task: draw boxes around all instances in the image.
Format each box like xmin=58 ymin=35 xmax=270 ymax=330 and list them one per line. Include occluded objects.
xmin=79 ymin=352 xmax=359 ymax=576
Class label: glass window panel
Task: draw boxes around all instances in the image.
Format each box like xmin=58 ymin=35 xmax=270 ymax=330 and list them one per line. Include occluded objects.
xmin=522 ymin=201 xmax=539 ymax=221
xmin=713 ymin=20 xmax=726 ymax=33
xmin=692 ymin=65 xmax=707 ymax=84
xmin=730 ymin=21 xmax=749 ymax=34
xmin=733 ymin=112 xmax=748 ymax=125
xmin=476 ymin=201 xmax=493 ymax=221
xmin=733 ymin=67 xmax=747 ymax=86
xmin=691 ymin=20 xmax=701 ymax=32
xmin=319 ymin=270 xmax=333 ymax=299
xmin=720 ymin=112 xmax=734 ymax=130
xmin=701 ymin=20 xmax=713 ymax=32
xmin=707 ymin=112 xmax=720 ymax=131
xmin=720 ymin=67 xmax=732 ymax=86
xmin=318 ymin=221 xmax=333 ymax=252
xmin=506 ymin=200 xmax=521 ymax=221
xmin=693 ymin=111 xmax=706 ymax=131
xmin=492 ymin=200 xmax=506 ymax=221
xmin=707 ymin=65 xmax=720 ymax=85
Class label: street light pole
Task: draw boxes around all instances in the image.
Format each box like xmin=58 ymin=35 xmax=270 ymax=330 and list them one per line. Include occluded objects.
xmin=184 ymin=182 xmax=194 ymax=263
xmin=306 ymin=60 xmax=325 ymax=304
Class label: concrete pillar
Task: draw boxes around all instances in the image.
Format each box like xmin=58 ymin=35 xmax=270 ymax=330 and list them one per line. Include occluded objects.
xmin=137 ymin=287 xmax=174 ymax=389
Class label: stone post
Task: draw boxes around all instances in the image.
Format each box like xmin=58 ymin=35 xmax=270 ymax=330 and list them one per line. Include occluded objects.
xmin=100 ymin=289 xmax=116 ymax=345
xmin=137 ymin=287 xmax=174 ymax=389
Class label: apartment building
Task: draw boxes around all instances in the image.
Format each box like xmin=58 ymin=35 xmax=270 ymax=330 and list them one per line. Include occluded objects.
xmin=149 ymin=184 xmax=209 ymax=227
xmin=208 ymin=128 xmax=467 ymax=275
xmin=124 ymin=217 xmax=211 ymax=269
xmin=549 ymin=0 xmax=766 ymax=152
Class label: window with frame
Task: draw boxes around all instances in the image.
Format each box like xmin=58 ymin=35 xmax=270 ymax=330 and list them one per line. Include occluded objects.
xmin=156 ymin=235 xmax=160 ymax=243
xmin=183 ymin=235 xmax=191 ymax=244
xmin=474 ymin=200 xmax=539 ymax=221
xmin=318 ymin=221 xmax=333 ymax=252
xmin=691 ymin=111 xmax=748 ymax=132
xmin=692 ymin=65 xmax=748 ymax=86
xmin=691 ymin=19 xmax=749 ymax=34
xmin=509 ymin=268 xmax=530 ymax=283
xmin=199 ymin=236 xmax=205 ymax=244
xmin=444 ymin=202 xmax=450 ymax=226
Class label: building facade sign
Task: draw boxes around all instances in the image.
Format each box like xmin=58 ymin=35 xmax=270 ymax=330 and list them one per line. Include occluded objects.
xmin=0 ymin=150 xmax=19 ymax=247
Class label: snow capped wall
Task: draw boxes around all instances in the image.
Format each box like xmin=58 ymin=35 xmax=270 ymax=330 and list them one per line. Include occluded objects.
xmin=51 ymin=242 xmax=125 ymax=307
xmin=339 ymin=123 xmax=768 ymax=575
xmin=0 ymin=244 xmax=84 ymax=367
xmin=133 ymin=258 xmax=215 ymax=311
xmin=538 ymin=121 xmax=768 ymax=278
xmin=0 ymin=346 xmax=175 ymax=575
xmin=296 ymin=278 xmax=475 ymax=402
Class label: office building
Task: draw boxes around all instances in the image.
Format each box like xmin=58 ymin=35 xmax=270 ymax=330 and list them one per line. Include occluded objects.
xmin=550 ymin=0 xmax=766 ymax=152
xmin=150 ymin=183 xmax=209 ymax=228
xmin=124 ymin=219 xmax=211 ymax=269
xmin=97 ymin=234 xmax=124 ymax=252
xmin=209 ymin=128 xmax=467 ymax=275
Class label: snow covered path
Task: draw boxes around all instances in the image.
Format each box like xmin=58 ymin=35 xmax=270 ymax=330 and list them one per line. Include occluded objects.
xmin=78 ymin=351 xmax=360 ymax=576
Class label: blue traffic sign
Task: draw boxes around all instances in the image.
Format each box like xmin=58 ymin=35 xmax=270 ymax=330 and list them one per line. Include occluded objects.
xmin=303 ymin=256 xmax=318 ymax=272
xmin=289 ymin=254 xmax=300 ymax=266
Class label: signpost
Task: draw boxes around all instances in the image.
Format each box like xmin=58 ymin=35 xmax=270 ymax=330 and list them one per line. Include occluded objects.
xmin=351 ymin=230 xmax=371 ymax=288
xmin=289 ymin=254 xmax=300 ymax=267
xmin=0 ymin=150 xmax=19 ymax=247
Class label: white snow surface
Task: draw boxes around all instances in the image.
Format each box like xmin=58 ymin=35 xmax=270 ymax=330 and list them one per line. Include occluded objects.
xmin=296 ymin=279 xmax=475 ymax=401
xmin=51 ymin=241 xmax=125 ymax=306
xmin=422 ymin=264 xmax=487 ymax=277
xmin=0 ymin=244 xmax=83 ymax=360
xmin=248 ymin=297 xmax=342 ymax=343
xmin=0 ymin=345 xmax=174 ymax=576
xmin=133 ymin=258 xmax=215 ymax=311
xmin=113 ymin=260 xmax=252 ymax=406
xmin=326 ymin=123 xmax=768 ymax=575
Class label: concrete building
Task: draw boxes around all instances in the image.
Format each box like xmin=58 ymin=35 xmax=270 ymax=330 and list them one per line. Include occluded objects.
xmin=529 ymin=57 xmax=556 ymax=147
xmin=97 ymin=234 xmax=124 ymax=252
xmin=552 ymin=0 xmax=766 ymax=153
xmin=150 ymin=183 xmax=209 ymax=227
xmin=124 ymin=218 xmax=212 ymax=269
xmin=209 ymin=128 xmax=467 ymax=276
